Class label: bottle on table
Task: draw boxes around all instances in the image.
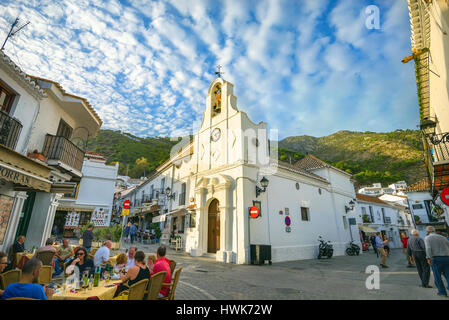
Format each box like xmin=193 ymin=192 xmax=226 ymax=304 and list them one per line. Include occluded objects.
xmin=88 ymin=275 xmax=93 ymax=290
xmin=94 ymin=266 xmax=100 ymax=287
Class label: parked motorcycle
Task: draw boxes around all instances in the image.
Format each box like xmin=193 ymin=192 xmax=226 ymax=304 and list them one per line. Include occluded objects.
xmin=317 ymin=236 xmax=333 ymax=259
xmin=346 ymin=241 xmax=361 ymax=256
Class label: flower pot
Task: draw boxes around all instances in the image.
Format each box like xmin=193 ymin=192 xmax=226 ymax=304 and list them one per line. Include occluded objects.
xmin=27 ymin=152 xmax=48 ymax=162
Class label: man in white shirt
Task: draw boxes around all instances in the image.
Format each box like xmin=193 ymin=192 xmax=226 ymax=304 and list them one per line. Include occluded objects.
xmin=125 ymin=246 xmax=136 ymax=271
xmin=94 ymin=240 xmax=112 ymax=267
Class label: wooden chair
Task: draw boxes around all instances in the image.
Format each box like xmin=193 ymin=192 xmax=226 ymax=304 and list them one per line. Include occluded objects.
xmin=159 ymin=267 xmax=182 ymax=300
xmin=0 ymin=269 xmax=21 ymax=290
xmin=127 ymin=279 xmax=149 ymax=300
xmin=36 ymin=251 xmax=55 ymax=266
xmin=169 ymin=260 xmax=176 ymax=277
xmin=6 ymin=297 xmax=39 ymax=300
xmin=145 ymin=271 xmax=166 ymax=300
xmin=38 ymin=266 xmax=52 ymax=285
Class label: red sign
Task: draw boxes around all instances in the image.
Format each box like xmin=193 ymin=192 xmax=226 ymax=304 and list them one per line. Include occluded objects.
xmin=123 ymin=200 xmax=131 ymax=209
xmin=249 ymin=206 xmax=260 ymax=218
xmin=441 ymin=187 xmax=449 ymax=206
xmin=285 ymin=216 xmax=291 ymax=226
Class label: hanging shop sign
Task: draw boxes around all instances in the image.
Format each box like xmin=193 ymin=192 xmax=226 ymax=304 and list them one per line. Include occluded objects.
xmin=441 ymin=187 xmax=449 ymax=206
xmin=249 ymin=206 xmax=260 ymax=219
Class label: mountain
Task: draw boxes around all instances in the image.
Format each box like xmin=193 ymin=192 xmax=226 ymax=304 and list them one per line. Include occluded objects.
xmin=279 ymin=129 xmax=426 ymax=187
xmin=87 ymin=129 xmax=427 ymax=187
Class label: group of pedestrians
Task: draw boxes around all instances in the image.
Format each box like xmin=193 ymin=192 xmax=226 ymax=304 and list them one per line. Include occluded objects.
xmin=406 ymin=226 xmax=449 ymax=298
xmin=123 ymin=222 xmax=138 ymax=244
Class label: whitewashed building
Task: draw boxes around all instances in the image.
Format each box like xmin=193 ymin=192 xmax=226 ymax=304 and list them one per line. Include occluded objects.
xmin=54 ymin=152 xmax=118 ymax=237
xmin=119 ymin=77 xmax=360 ymax=264
xmin=356 ymin=193 xmax=413 ymax=248
xmin=0 ymin=51 xmax=102 ymax=252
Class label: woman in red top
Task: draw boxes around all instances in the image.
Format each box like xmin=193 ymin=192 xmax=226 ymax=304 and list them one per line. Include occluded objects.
xmin=148 ymin=246 xmax=171 ymax=298
xmin=401 ymin=233 xmax=414 ymax=267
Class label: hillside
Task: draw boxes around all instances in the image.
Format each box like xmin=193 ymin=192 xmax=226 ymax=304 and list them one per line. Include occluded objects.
xmin=279 ymin=129 xmax=426 ymax=186
xmin=87 ymin=129 xmax=427 ymax=187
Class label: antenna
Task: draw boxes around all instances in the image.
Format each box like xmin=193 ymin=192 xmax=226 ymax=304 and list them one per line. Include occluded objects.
xmin=1 ymin=17 xmax=30 ymax=51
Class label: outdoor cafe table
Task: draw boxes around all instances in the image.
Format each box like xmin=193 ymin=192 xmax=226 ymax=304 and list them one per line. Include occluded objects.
xmin=15 ymin=252 xmax=35 ymax=269
xmin=52 ymin=280 xmax=122 ymax=300
xmin=108 ymin=254 xmax=118 ymax=265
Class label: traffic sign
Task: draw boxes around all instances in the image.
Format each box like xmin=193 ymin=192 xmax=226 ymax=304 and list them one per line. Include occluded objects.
xmin=441 ymin=187 xmax=449 ymax=206
xmin=123 ymin=200 xmax=131 ymax=209
xmin=285 ymin=216 xmax=291 ymax=226
xmin=249 ymin=206 xmax=260 ymax=218
xmin=122 ymin=209 xmax=129 ymax=216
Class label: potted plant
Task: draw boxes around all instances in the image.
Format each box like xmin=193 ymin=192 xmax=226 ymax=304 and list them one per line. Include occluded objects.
xmin=414 ymin=215 xmax=422 ymax=224
xmin=362 ymin=215 xmax=371 ymax=223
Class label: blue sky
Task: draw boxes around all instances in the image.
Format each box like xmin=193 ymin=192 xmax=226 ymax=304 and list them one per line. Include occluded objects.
xmin=0 ymin=0 xmax=419 ymax=140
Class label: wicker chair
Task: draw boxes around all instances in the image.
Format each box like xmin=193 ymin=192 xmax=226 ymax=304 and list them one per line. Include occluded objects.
xmin=159 ymin=267 xmax=182 ymax=300
xmin=36 ymin=251 xmax=55 ymax=266
xmin=0 ymin=269 xmax=21 ymax=290
xmin=127 ymin=279 xmax=149 ymax=300
xmin=145 ymin=271 xmax=167 ymax=300
xmin=38 ymin=265 xmax=52 ymax=285
xmin=169 ymin=260 xmax=176 ymax=277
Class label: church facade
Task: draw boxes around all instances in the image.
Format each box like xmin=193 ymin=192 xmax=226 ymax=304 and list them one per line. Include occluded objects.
xmin=124 ymin=77 xmax=360 ymax=264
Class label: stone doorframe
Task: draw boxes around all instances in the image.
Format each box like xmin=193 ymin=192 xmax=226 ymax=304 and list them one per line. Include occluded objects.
xmin=193 ymin=174 xmax=234 ymax=263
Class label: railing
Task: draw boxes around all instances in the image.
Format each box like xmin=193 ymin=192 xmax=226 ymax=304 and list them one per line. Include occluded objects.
xmin=0 ymin=110 xmax=22 ymax=149
xmin=427 ymin=133 xmax=449 ymax=164
xmin=42 ymin=134 xmax=85 ymax=172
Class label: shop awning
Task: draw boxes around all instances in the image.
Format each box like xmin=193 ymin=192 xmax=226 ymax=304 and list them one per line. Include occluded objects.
xmin=167 ymin=208 xmax=187 ymax=217
xmin=358 ymin=224 xmax=378 ymax=233
xmin=50 ymin=182 xmax=77 ymax=194
xmin=57 ymin=206 xmax=95 ymax=212
xmin=0 ymin=144 xmax=52 ymax=192
xmin=152 ymin=215 xmax=166 ymax=223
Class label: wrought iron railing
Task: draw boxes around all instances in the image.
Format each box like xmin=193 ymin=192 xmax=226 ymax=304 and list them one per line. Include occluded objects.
xmin=42 ymin=134 xmax=85 ymax=172
xmin=0 ymin=110 xmax=22 ymax=149
xmin=426 ymin=132 xmax=449 ymax=164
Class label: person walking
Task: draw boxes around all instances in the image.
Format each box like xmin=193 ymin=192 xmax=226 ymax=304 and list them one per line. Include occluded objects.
xmin=370 ymin=234 xmax=378 ymax=257
xmin=401 ymin=232 xmax=414 ymax=267
xmin=424 ymin=226 xmax=449 ymax=297
xmin=383 ymin=234 xmax=390 ymax=257
xmin=123 ymin=223 xmax=131 ymax=243
xmin=407 ymin=229 xmax=431 ymax=288
xmin=130 ymin=223 xmax=137 ymax=244
xmin=375 ymin=232 xmax=389 ymax=268
xmin=82 ymin=225 xmax=94 ymax=253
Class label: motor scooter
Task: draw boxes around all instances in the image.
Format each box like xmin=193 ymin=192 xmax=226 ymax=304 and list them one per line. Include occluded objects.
xmin=317 ymin=236 xmax=333 ymax=259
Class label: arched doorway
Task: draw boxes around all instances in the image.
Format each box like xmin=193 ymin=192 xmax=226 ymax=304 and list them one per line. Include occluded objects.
xmin=207 ymin=199 xmax=220 ymax=253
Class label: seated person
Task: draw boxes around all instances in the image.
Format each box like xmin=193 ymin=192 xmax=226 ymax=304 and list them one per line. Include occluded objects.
xmin=94 ymin=240 xmax=112 ymax=267
xmin=113 ymin=253 xmax=128 ymax=277
xmin=34 ymin=238 xmax=57 ymax=257
xmin=53 ymin=239 xmax=73 ymax=276
xmin=116 ymin=251 xmax=150 ymax=295
xmin=65 ymin=247 xmax=95 ymax=279
xmin=13 ymin=235 xmax=26 ymax=254
xmin=2 ymin=258 xmax=54 ymax=300
xmin=125 ymin=246 xmax=136 ymax=271
xmin=0 ymin=251 xmax=8 ymax=298
xmin=148 ymin=246 xmax=172 ymax=298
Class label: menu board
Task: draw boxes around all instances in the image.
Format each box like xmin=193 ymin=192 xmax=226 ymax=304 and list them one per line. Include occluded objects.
xmin=65 ymin=212 xmax=80 ymax=227
xmin=0 ymin=195 xmax=14 ymax=245
xmin=90 ymin=207 xmax=110 ymax=227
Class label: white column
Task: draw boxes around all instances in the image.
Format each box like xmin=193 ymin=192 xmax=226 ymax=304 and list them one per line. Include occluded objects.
xmin=1 ymin=192 xmax=27 ymax=252
xmin=216 ymin=182 xmax=232 ymax=263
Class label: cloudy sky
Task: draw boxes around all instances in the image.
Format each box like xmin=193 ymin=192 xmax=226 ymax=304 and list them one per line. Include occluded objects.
xmin=0 ymin=0 xmax=419 ymax=140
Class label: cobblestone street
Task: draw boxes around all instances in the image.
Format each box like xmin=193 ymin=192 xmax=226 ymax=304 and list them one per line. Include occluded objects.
xmin=113 ymin=241 xmax=448 ymax=300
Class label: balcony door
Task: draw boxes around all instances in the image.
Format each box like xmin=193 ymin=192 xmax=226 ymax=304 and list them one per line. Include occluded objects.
xmin=56 ymin=119 xmax=73 ymax=139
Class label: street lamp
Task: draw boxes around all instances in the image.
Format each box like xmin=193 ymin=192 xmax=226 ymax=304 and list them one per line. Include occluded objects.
xmin=256 ymin=177 xmax=269 ymax=197
xmin=345 ymin=200 xmax=355 ymax=213
xmin=165 ymin=187 xmax=175 ymax=200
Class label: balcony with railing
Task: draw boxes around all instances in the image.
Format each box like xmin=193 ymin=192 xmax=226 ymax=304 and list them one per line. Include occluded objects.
xmin=41 ymin=134 xmax=85 ymax=173
xmin=0 ymin=110 xmax=22 ymax=150
xmin=424 ymin=132 xmax=449 ymax=191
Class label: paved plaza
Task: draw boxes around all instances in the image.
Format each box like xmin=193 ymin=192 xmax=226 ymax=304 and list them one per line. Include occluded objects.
xmin=105 ymin=241 xmax=448 ymax=300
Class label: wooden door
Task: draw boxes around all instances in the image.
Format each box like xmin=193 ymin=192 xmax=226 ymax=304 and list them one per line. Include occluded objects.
xmin=207 ymin=199 xmax=220 ymax=253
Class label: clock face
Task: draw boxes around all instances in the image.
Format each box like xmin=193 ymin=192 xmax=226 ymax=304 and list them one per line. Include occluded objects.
xmin=211 ymin=128 xmax=221 ymax=142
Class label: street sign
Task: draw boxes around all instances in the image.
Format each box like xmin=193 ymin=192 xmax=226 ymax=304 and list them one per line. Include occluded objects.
xmin=249 ymin=206 xmax=260 ymax=218
xmin=122 ymin=209 xmax=129 ymax=216
xmin=285 ymin=216 xmax=291 ymax=226
xmin=441 ymin=187 xmax=449 ymax=206
xmin=123 ymin=200 xmax=131 ymax=209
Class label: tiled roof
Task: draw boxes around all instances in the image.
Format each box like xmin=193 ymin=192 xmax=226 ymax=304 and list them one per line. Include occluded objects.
xmin=294 ymin=155 xmax=352 ymax=177
xmin=356 ymin=193 xmax=390 ymax=206
xmin=27 ymin=75 xmax=103 ymax=127
xmin=277 ymin=159 xmax=329 ymax=183
xmin=0 ymin=51 xmax=45 ymax=99
xmin=405 ymin=178 xmax=430 ymax=192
